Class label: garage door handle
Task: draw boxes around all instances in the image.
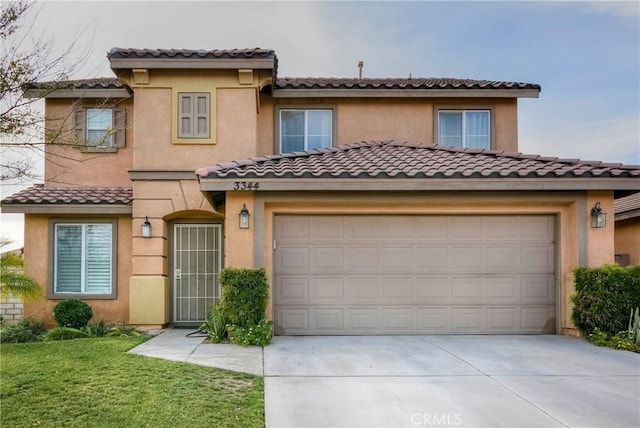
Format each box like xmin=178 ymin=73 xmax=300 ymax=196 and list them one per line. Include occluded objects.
xmin=273 ymin=240 xmax=277 ymax=250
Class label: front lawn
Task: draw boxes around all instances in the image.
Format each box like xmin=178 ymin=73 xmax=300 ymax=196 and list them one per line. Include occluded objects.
xmin=0 ymin=337 xmax=264 ymax=427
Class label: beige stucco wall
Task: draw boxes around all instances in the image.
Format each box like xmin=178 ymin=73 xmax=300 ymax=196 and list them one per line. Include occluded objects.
xmin=22 ymin=214 xmax=132 ymax=327
xmin=615 ymin=219 xmax=640 ymax=265
xmin=586 ymin=191 xmax=615 ymax=266
xmin=258 ymin=97 xmax=518 ymax=152
xmin=43 ymin=98 xmax=134 ymax=187
xmin=131 ymin=86 xmax=259 ymax=171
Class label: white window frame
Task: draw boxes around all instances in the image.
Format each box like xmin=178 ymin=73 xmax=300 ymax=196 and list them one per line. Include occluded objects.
xmin=86 ymin=109 xmax=114 ymax=146
xmin=278 ymin=109 xmax=333 ymax=153
xmin=437 ymin=109 xmax=491 ymax=149
xmin=52 ymin=221 xmax=116 ymax=298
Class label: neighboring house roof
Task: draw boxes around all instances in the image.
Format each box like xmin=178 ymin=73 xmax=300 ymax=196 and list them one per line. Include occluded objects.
xmin=196 ymin=141 xmax=640 ymax=193
xmin=614 ymin=192 xmax=640 ymax=221
xmin=1 ymin=185 xmax=133 ymax=214
xmin=24 ymin=77 xmax=129 ymax=99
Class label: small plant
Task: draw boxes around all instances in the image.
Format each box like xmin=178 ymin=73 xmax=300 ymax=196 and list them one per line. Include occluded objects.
xmin=227 ymin=320 xmax=273 ymax=347
xmin=42 ymin=326 xmax=88 ymax=341
xmin=0 ymin=317 xmax=47 ymax=343
xmin=53 ymin=299 xmax=93 ymax=329
xmin=106 ymin=323 xmax=142 ymax=337
xmin=200 ymin=304 xmax=229 ymax=343
xmin=586 ymin=328 xmax=610 ymax=347
xmin=85 ymin=319 xmax=110 ymax=337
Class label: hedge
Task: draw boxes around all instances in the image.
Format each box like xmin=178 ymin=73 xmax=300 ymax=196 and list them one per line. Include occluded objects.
xmin=218 ymin=267 xmax=268 ymax=328
xmin=571 ymin=264 xmax=640 ymax=334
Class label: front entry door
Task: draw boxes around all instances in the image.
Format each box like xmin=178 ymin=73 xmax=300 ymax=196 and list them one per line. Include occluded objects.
xmin=173 ymin=224 xmax=222 ymax=323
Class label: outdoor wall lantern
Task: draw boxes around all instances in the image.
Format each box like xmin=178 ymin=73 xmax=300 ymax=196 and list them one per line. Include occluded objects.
xmin=590 ymin=202 xmax=607 ymax=228
xmin=141 ymin=216 xmax=152 ymax=237
xmin=239 ymin=204 xmax=250 ymax=229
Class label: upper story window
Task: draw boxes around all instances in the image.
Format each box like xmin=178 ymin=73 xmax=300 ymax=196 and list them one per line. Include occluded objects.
xmin=54 ymin=222 xmax=114 ymax=296
xmin=178 ymin=93 xmax=210 ymax=138
xmin=438 ymin=110 xmax=490 ymax=149
xmin=279 ymin=109 xmax=332 ymax=153
xmin=74 ymin=108 xmax=126 ymax=149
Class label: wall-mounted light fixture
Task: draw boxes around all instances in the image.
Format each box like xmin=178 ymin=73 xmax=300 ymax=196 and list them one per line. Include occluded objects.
xmin=141 ymin=216 xmax=152 ymax=237
xmin=239 ymin=204 xmax=250 ymax=229
xmin=590 ymin=202 xmax=606 ymax=228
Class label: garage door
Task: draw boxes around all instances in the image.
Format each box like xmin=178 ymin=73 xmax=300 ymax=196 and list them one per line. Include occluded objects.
xmin=274 ymin=215 xmax=556 ymax=335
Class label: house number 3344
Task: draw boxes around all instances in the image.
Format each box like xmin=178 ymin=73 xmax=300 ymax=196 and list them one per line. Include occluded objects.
xmin=233 ymin=181 xmax=260 ymax=190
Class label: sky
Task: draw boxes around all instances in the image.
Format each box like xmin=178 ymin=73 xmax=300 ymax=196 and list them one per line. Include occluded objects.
xmin=1 ymin=0 xmax=639 ymax=250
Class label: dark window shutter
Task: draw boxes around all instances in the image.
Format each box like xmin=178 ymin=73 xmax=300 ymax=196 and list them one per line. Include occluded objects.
xmin=74 ymin=109 xmax=85 ymax=143
xmin=112 ymin=108 xmax=126 ymax=147
xmin=178 ymin=93 xmax=193 ymax=138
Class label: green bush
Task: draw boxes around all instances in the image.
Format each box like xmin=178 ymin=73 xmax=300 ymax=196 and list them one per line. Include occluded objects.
xmin=219 ymin=267 xmax=268 ymax=328
xmin=200 ymin=304 xmax=229 ymax=343
xmin=571 ymin=264 xmax=640 ymax=334
xmin=53 ymin=299 xmax=93 ymax=329
xmin=0 ymin=317 xmax=47 ymax=343
xmin=585 ymin=328 xmax=640 ymax=353
xmin=228 ymin=320 xmax=273 ymax=347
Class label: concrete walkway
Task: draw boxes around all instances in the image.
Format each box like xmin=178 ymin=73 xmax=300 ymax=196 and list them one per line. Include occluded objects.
xmin=130 ymin=331 xmax=640 ymax=428
xmin=128 ymin=328 xmax=263 ymax=375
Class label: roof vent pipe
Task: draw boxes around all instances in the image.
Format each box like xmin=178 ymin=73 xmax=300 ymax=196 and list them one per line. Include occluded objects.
xmin=358 ymin=61 xmax=363 ymax=80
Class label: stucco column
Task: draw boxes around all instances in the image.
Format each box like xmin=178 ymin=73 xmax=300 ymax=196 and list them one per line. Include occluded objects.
xmin=586 ymin=190 xmax=615 ymax=267
xmin=224 ymin=192 xmax=255 ymax=268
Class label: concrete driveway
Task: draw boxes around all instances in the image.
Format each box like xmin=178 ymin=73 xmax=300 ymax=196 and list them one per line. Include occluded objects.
xmin=264 ymin=335 xmax=640 ymax=428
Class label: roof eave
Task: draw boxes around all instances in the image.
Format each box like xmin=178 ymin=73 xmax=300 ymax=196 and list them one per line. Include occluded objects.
xmin=0 ymin=203 xmax=132 ymax=214
xmin=23 ymin=87 xmax=131 ymax=99
xmin=109 ymin=57 xmax=275 ymax=71
xmin=615 ymin=208 xmax=640 ymax=221
xmin=198 ymin=177 xmax=640 ymax=192
xmin=271 ymin=88 xmax=540 ymax=99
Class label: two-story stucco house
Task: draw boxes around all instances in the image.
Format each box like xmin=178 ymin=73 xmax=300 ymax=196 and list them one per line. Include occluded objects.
xmin=2 ymin=48 xmax=639 ymax=336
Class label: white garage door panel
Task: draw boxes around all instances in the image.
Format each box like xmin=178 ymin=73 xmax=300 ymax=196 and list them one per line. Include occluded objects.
xmin=274 ymin=215 xmax=556 ymax=335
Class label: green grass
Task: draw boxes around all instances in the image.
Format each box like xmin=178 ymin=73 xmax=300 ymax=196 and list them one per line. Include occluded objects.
xmin=0 ymin=337 xmax=264 ymax=427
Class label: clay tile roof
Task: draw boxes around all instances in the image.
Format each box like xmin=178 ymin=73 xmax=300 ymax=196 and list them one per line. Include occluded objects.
xmin=275 ymin=77 xmax=540 ymax=91
xmin=614 ymin=192 xmax=640 ymax=215
xmin=27 ymin=77 xmax=123 ymax=91
xmin=195 ymin=141 xmax=640 ymax=180
xmin=108 ymin=47 xmax=275 ymax=60
xmin=1 ymin=185 xmax=132 ymax=205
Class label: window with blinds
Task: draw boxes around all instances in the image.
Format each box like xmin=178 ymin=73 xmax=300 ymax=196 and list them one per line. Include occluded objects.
xmin=54 ymin=223 xmax=113 ymax=294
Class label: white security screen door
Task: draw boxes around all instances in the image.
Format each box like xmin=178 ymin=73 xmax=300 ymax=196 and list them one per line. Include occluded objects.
xmin=173 ymin=224 xmax=222 ymax=323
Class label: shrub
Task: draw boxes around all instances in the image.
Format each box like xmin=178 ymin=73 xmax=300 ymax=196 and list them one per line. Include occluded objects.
xmin=219 ymin=267 xmax=268 ymax=328
xmin=53 ymin=299 xmax=93 ymax=329
xmin=42 ymin=326 xmax=88 ymax=341
xmin=571 ymin=264 xmax=640 ymax=334
xmin=106 ymin=323 xmax=142 ymax=337
xmin=228 ymin=320 xmax=273 ymax=347
xmin=0 ymin=317 xmax=47 ymax=343
xmin=200 ymin=304 xmax=229 ymax=343
xmin=85 ymin=319 xmax=110 ymax=337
